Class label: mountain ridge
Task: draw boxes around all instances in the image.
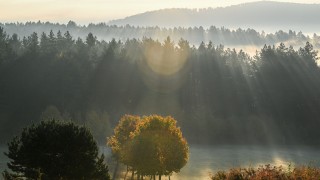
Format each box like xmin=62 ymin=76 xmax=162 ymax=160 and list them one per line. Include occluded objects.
xmin=108 ymin=1 xmax=320 ymax=33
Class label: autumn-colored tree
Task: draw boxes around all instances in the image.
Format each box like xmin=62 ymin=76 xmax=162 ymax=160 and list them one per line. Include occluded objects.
xmin=107 ymin=114 xmax=140 ymax=161
xmin=128 ymin=115 xmax=189 ymax=180
xmin=107 ymin=115 xmax=140 ymax=178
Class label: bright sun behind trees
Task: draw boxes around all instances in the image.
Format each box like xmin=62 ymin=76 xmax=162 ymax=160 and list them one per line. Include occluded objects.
xmin=107 ymin=115 xmax=189 ymax=180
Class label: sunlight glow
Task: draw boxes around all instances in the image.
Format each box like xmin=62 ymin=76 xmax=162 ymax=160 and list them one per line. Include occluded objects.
xmin=272 ymin=157 xmax=291 ymax=167
xmin=144 ymin=46 xmax=188 ymax=76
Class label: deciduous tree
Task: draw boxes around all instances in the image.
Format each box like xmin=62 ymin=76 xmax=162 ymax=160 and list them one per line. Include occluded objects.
xmin=126 ymin=115 xmax=189 ymax=179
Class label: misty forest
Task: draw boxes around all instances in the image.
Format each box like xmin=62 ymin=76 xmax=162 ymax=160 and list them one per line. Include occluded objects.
xmin=2 ymin=21 xmax=320 ymax=48
xmin=1 ymin=27 xmax=320 ymax=144
xmin=1 ymin=1 xmax=320 ymax=180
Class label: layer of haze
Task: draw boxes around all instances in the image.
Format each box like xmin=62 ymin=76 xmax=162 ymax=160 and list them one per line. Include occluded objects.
xmin=0 ymin=0 xmax=319 ymax=24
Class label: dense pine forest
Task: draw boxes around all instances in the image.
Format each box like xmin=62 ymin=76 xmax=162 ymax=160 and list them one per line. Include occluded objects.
xmin=0 ymin=27 xmax=319 ymax=145
xmin=1 ymin=21 xmax=320 ymax=47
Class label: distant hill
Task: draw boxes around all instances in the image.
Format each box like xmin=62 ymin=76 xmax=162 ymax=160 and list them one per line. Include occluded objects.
xmin=108 ymin=1 xmax=320 ymax=33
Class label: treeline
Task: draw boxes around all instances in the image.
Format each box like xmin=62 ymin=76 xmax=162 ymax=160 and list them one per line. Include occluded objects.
xmin=0 ymin=27 xmax=320 ymax=145
xmin=1 ymin=21 xmax=320 ymax=47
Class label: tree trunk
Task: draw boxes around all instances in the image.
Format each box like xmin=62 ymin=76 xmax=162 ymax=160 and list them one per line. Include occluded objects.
xmin=124 ymin=165 xmax=129 ymax=180
xmin=169 ymin=176 xmax=170 ymax=180
xmin=131 ymin=170 xmax=135 ymax=180
xmin=159 ymin=175 xmax=161 ymax=180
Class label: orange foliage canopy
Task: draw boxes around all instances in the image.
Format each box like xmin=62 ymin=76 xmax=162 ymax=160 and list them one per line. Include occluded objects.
xmin=107 ymin=114 xmax=189 ymax=177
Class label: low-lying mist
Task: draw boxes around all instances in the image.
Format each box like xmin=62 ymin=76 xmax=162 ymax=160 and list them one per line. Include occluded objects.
xmin=1 ymin=22 xmax=320 ymax=48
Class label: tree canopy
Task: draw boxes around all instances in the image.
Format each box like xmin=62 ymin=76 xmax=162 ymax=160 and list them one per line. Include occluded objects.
xmin=108 ymin=115 xmax=189 ymax=179
xmin=107 ymin=114 xmax=140 ymax=163
xmin=2 ymin=120 xmax=110 ymax=180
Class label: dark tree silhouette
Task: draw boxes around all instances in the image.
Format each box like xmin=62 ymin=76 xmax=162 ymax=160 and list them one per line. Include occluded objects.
xmin=2 ymin=120 xmax=110 ymax=180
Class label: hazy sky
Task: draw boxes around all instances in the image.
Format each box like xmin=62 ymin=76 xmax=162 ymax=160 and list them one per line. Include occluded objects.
xmin=0 ymin=0 xmax=319 ymax=24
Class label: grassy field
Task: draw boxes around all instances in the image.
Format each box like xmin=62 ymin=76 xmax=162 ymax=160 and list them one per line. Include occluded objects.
xmin=105 ymin=145 xmax=320 ymax=180
xmin=210 ymin=164 xmax=320 ymax=180
xmin=1 ymin=145 xmax=320 ymax=179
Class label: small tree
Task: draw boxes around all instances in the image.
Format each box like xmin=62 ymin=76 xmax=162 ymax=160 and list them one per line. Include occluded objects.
xmin=86 ymin=33 xmax=96 ymax=47
xmin=3 ymin=120 xmax=110 ymax=180
xmin=107 ymin=115 xmax=140 ymax=159
xmin=107 ymin=115 xmax=140 ymax=178
xmin=128 ymin=115 xmax=189 ymax=179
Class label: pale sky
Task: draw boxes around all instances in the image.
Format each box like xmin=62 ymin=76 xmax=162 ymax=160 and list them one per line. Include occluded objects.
xmin=0 ymin=0 xmax=319 ymax=24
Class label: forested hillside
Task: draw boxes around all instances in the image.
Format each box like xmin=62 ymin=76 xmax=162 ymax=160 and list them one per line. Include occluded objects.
xmin=109 ymin=1 xmax=320 ymax=32
xmin=0 ymin=27 xmax=319 ymax=145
